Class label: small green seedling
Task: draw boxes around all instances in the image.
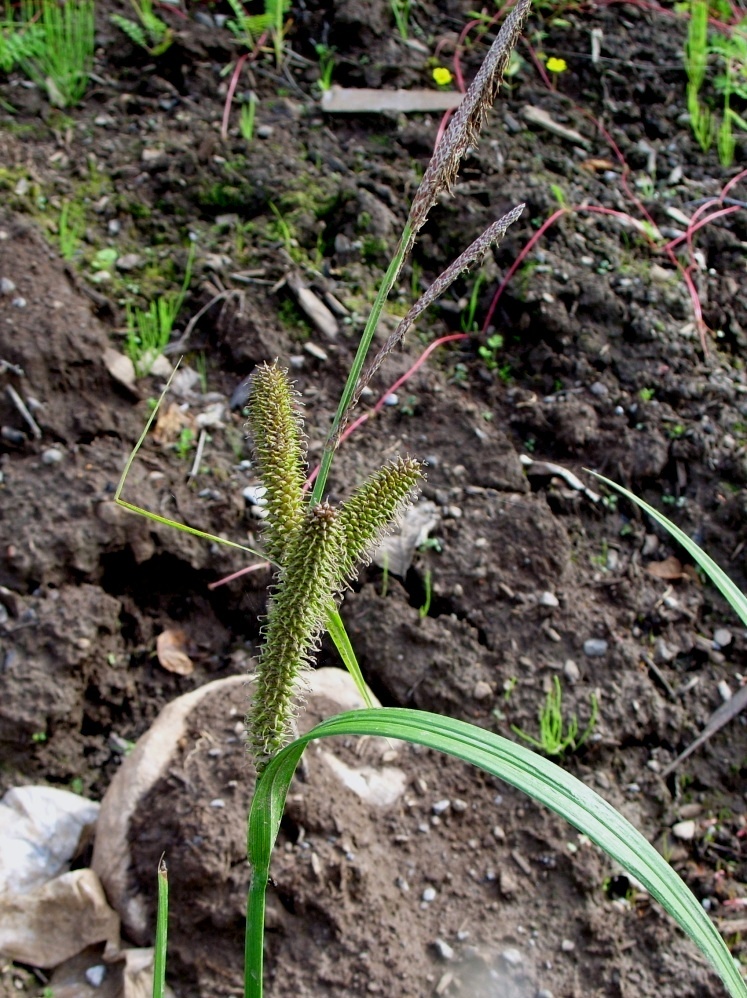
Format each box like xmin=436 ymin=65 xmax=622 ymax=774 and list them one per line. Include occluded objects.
xmin=314 ymin=43 xmax=335 ymax=91
xmin=390 ymin=0 xmax=412 ymax=40
xmin=125 ymin=244 xmax=195 ymax=376
xmin=174 ymin=427 xmax=195 ymax=460
xmin=461 ymin=271 xmax=487 ymax=332
xmin=419 ymin=568 xmax=432 ymax=617
xmin=478 ymin=332 xmax=505 ymax=370
xmin=57 ymin=200 xmax=86 ymax=261
xmin=239 ymin=92 xmax=257 ymax=141
xmin=111 ymin=0 xmax=172 ymax=56
xmin=227 ymin=0 xmax=290 ymax=68
xmin=512 ymin=676 xmax=598 ymax=756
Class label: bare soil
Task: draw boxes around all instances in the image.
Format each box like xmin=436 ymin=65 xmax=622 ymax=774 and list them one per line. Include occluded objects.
xmin=1 ymin=1 xmax=747 ymax=996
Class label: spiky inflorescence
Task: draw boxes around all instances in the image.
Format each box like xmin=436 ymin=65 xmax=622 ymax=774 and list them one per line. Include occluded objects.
xmin=245 ymin=363 xmax=306 ymax=566
xmin=248 ymin=501 xmax=343 ymax=771
xmin=337 ymin=456 xmax=423 ymax=583
xmin=407 ymin=0 xmax=531 ymax=234
xmin=347 ymin=205 xmax=525 ymax=418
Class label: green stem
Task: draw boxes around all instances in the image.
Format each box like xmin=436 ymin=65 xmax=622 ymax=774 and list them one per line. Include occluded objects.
xmin=310 ymin=221 xmax=413 ymax=503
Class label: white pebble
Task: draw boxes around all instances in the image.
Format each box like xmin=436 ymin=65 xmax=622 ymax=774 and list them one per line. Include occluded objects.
xmin=563 ymin=659 xmax=580 ymax=683
xmin=500 ymin=947 xmax=523 ymax=967
xmin=560 ymin=939 xmax=575 ymax=952
xmin=583 ymin=638 xmax=608 ymax=657
xmin=672 ymin=819 xmax=695 ymax=840
xmin=422 ymin=886 xmax=437 ymax=902
xmin=85 ymin=966 xmax=106 ymax=987
xmin=41 ymin=447 xmax=64 ymax=465
xmin=539 ymin=591 xmax=559 ymax=608
xmin=432 ymin=799 xmax=450 ymax=815
xmin=433 ymin=938 xmax=454 ymax=961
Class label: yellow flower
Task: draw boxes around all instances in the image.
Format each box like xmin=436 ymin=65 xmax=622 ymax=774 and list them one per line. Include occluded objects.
xmin=546 ymin=57 xmax=568 ymax=74
xmin=432 ymin=66 xmax=453 ymax=87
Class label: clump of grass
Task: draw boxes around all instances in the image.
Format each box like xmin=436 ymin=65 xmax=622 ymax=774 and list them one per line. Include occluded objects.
xmin=125 ymin=244 xmax=195 ymax=376
xmin=17 ymin=0 xmax=94 ymax=107
xmin=512 ymin=676 xmax=598 ymax=756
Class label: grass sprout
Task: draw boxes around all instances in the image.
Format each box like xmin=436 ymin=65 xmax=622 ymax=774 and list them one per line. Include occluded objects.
xmin=125 ymin=244 xmax=195 ymax=376
xmin=512 ymin=676 xmax=598 ymax=756
xmin=390 ymin=0 xmax=412 ymax=40
xmin=239 ymin=91 xmax=257 ymax=141
xmin=57 ymin=200 xmax=86 ymax=261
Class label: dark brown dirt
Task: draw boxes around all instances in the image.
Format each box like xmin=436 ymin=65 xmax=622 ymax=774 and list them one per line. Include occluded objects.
xmin=1 ymin=0 xmax=747 ymax=995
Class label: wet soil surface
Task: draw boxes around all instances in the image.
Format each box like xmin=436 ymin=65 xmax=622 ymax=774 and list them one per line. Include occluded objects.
xmin=1 ymin=0 xmax=747 ymax=995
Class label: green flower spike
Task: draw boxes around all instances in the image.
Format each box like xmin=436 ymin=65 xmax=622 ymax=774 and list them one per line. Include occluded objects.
xmin=245 ymin=364 xmax=423 ymax=772
xmin=245 ymin=363 xmax=306 ymax=565
xmin=249 ymin=501 xmax=344 ymax=769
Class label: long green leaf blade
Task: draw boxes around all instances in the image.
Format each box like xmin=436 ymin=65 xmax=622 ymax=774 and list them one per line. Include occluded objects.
xmin=591 ymin=473 xmax=747 ymax=628
xmin=246 ymin=708 xmax=747 ymax=998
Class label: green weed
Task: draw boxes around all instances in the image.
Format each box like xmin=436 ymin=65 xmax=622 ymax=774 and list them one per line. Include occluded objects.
xmin=17 ymin=0 xmax=94 ymax=107
xmin=390 ymin=0 xmax=412 ymax=40
xmin=478 ymin=332 xmax=505 ymax=370
xmin=315 ymin=43 xmax=335 ymax=91
xmin=125 ymin=244 xmax=195 ymax=376
xmin=239 ymin=92 xmax=258 ymax=141
xmin=682 ymin=0 xmax=747 ymax=165
xmin=227 ymin=0 xmax=290 ymax=68
xmin=512 ymin=676 xmax=599 ymax=756
xmin=111 ymin=0 xmax=172 ymax=56
xmin=57 ymin=200 xmax=86 ymax=261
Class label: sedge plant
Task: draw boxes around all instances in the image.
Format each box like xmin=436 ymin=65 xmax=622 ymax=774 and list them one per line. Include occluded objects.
xmin=114 ymin=2 xmax=747 ymax=995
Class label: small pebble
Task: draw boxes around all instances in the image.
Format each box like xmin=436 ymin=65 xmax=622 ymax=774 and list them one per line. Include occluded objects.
xmin=1 ymin=427 xmax=26 ymax=445
xmin=242 ymin=485 xmax=267 ymax=505
xmin=452 ymin=798 xmax=468 ymax=813
xmin=560 ymin=939 xmax=575 ymax=952
xmin=12 ymin=297 xmax=27 ymax=308
xmin=85 ymin=966 xmax=106 ymax=987
xmin=41 ymin=447 xmax=64 ymax=465
xmin=0 ymin=277 xmax=16 ymax=294
xmin=500 ymin=947 xmax=523 ymax=967
xmin=303 ymin=342 xmax=327 ymax=361
xmin=536 ymin=990 xmax=555 ymax=998
xmin=714 ymin=628 xmax=732 ymax=648
xmin=210 ymin=798 xmax=226 ymax=808
xmin=432 ymin=799 xmax=450 ymax=815
xmin=583 ymin=638 xmax=608 ymax=657
xmin=589 ymin=381 xmax=608 ymax=397
xmin=383 ymin=393 xmax=399 ymax=406
xmin=108 ymin=219 xmax=121 ymax=236
xmin=718 ymin=680 xmax=733 ymax=702
xmin=539 ymin=591 xmax=559 ymax=608
xmin=472 ymin=680 xmax=492 ymax=700
xmin=672 ymin=819 xmax=696 ymax=840
xmin=257 ymin=124 xmax=274 ymax=139
xmin=563 ymin=659 xmax=580 ymax=683
xmin=432 ymin=939 xmax=455 ymax=961
xmin=422 ymin=886 xmax=437 ymax=903
xmin=116 ymin=253 xmax=143 ymax=271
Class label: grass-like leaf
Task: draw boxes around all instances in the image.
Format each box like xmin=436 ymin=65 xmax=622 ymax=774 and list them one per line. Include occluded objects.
xmin=591 ymin=473 xmax=747 ymax=628
xmin=246 ymin=708 xmax=747 ymax=998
